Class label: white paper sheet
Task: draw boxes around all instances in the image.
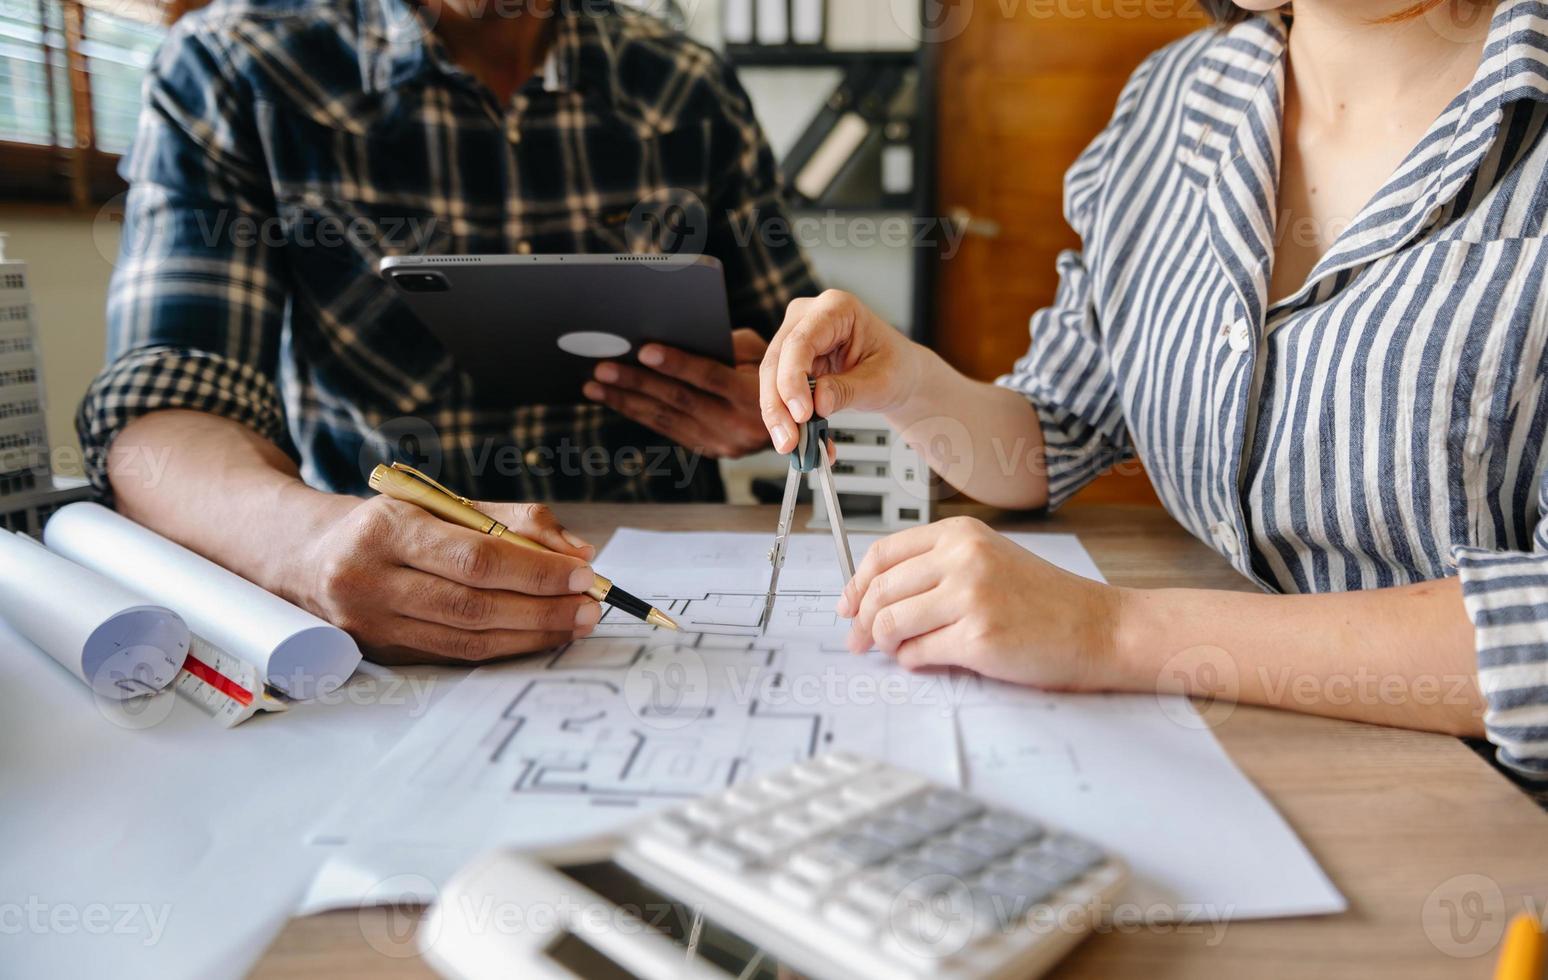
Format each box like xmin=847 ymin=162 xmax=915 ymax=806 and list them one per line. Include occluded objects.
xmin=0 ymin=616 xmax=457 ymax=980
xmin=44 ymin=503 xmax=361 ymax=698
xmin=303 ymin=530 xmax=1344 ymax=921
xmin=0 ymin=530 xmax=188 ymax=699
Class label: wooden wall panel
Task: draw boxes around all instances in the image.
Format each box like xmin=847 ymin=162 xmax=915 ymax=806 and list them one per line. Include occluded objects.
xmin=934 ymin=3 xmax=1209 ymax=505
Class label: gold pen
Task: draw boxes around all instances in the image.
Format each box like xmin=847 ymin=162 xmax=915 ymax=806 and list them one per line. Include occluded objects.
xmin=369 ymin=462 xmax=679 ymax=631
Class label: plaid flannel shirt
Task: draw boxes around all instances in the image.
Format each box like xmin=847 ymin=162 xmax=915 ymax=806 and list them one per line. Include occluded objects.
xmin=79 ymin=0 xmax=818 ymax=502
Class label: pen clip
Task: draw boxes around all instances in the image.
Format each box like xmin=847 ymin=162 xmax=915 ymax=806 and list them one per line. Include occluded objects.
xmin=390 ymin=462 xmax=475 ymax=506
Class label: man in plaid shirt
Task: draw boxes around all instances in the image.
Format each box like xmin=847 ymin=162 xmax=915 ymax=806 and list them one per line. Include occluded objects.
xmin=82 ymin=0 xmax=820 ymax=665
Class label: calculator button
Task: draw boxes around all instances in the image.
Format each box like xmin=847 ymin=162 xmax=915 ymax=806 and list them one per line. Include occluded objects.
xmin=822 ymin=899 xmax=878 ymax=939
xmin=770 ymin=871 xmax=824 ymax=908
xmin=828 ymin=832 xmax=900 ymax=866
xmin=978 ymin=868 xmax=1059 ymax=909
xmin=684 ymin=800 xmax=737 ymax=832
xmin=788 ymin=761 xmax=837 ymax=788
xmin=771 ymin=806 xmax=829 ymax=839
xmin=789 ymin=847 xmax=856 ymax=884
xmin=841 ymin=769 xmax=930 ymax=808
xmin=754 ymin=772 xmax=808 ymax=800
xmin=854 ymin=817 xmax=930 ymax=850
xmin=697 ymin=838 xmax=756 ymax=871
xmin=892 ymin=804 xmax=962 ymax=835
xmin=845 ymin=872 xmax=900 ymax=912
xmin=915 ymin=843 xmax=989 ymax=878
xmin=919 ymin=790 xmax=984 ymax=823
xmin=949 ymin=826 xmax=1019 ymax=860
xmin=894 ymin=868 xmax=963 ymax=900
xmin=644 ymin=813 xmax=698 ymax=845
xmin=819 ymin=751 xmax=873 ymax=775
xmin=978 ymin=810 xmax=1042 ymax=844
xmin=1010 ymin=848 xmax=1087 ymax=886
xmin=723 ymin=783 xmax=778 ymax=812
xmin=880 ymin=856 xmax=947 ymax=883
xmin=808 ymin=793 xmax=868 ymax=822
xmin=733 ymin=822 xmax=792 ymax=858
xmin=1042 ymin=833 xmax=1105 ymax=870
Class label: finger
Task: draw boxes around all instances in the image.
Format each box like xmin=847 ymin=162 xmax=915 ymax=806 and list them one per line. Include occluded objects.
xmin=760 ymin=303 xmax=812 ymax=452
xmin=853 ymin=588 xmax=956 ymax=655
xmin=392 ymin=568 xmax=603 ymax=633
xmin=594 ymin=360 xmax=720 ymax=413
xmin=730 ymin=327 xmax=770 ymax=364
xmin=894 ymin=623 xmax=961 ymax=672
xmin=776 ymin=296 xmax=852 ymax=424
xmin=583 ymin=381 xmax=714 ymax=450
xmin=480 ymin=501 xmax=593 ymax=559
xmin=848 ymin=553 xmax=945 ymax=650
xmin=814 ymin=369 xmax=866 ymax=418
xmin=839 ymin=522 xmax=956 ymax=616
xmin=632 ymin=345 xmax=739 ymax=399
xmin=371 ymin=618 xmax=583 ymax=665
xmin=397 ymin=519 xmax=592 ymax=596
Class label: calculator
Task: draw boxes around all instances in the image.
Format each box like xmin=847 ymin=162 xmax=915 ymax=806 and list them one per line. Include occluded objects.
xmin=420 ymin=753 xmax=1128 ymax=980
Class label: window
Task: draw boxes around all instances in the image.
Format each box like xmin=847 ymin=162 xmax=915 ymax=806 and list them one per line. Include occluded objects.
xmin=0 ymin=0 xmax=166 ymax=206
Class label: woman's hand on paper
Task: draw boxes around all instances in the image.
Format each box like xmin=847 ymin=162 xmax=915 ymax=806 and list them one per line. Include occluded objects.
xmin=837 ymin=517 xmax=1127 ymax=691
xmin=299 ymin=496 xmax=602 ymax=665
xmin=759 ymin=290 xmax=926 ymax=453
xmin=582 ymin=328 xmax=772 ymax=458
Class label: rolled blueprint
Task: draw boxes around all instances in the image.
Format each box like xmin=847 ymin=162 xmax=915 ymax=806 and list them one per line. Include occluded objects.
xmin=44 ymin=503 xmax=361 ymax=698
xmin=0 ymin=531 xmax=189 ymax=699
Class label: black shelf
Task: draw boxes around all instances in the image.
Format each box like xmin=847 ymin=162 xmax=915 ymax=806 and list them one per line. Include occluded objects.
xmin=725 ymin=46 xmax=919 ymax=68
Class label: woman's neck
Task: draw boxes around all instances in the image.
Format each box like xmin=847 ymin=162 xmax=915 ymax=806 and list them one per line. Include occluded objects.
xmin=1284 ymin=2 xmax=1493 ymax=127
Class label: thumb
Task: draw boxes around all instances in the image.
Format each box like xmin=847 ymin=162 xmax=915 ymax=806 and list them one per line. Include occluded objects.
xmin=814 ymin=362 xmax=890 ymax=418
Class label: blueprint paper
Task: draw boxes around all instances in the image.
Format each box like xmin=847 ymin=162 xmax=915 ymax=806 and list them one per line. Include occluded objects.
xmin=0 ymin=614 xmax=458 ymax=980
xmin=305 ymin=530 xmax=1343 ymax=921
xmin=0 ymin=530 xmax=188 ymax=698
xmin=45 ymin=503 xmax=361 ymax=698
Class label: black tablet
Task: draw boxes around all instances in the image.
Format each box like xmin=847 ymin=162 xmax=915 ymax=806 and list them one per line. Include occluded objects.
xmin=379 ymin=253 xmax=735 ymax=405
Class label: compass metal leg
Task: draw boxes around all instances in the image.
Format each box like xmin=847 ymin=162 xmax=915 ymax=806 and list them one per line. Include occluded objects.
xmin=815 ymin=455 xmax=855 ymax=582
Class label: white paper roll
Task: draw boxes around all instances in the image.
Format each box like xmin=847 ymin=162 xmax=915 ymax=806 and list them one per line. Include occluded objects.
xmin=0 ymin=531 xmax=189 ymax=699
xmin=44 ymin=503 xmax=362 ymax=698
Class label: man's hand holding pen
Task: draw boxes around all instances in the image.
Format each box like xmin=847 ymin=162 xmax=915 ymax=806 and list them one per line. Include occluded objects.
xmin=297 ymin=495 xmax=602 ymax=666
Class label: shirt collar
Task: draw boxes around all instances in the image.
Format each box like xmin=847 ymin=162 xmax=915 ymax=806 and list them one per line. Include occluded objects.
xmin=1179 ymin=0 xmax=1548 ymax=183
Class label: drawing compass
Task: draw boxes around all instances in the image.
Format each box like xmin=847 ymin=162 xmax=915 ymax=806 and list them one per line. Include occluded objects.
xmin=762 ymin=381 xmax=856 ymax=630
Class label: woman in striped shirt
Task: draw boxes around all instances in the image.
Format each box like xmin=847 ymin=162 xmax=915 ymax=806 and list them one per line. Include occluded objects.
xmin=759 ymin=0 xmax=1548 ymax=777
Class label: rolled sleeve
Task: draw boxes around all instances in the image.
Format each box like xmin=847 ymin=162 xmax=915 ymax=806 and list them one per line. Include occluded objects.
xmin=1453 ymin=528 xmax=1548 ymax=779
xmin=78 ymin=22 xmax=288 ymax=496
xmin=996 ymin=250 xmax=1132 ymax=510
xmin=78 ymin=346 xmax=288 ymax=495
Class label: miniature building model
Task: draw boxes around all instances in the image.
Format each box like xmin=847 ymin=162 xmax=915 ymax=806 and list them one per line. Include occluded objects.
xmin=0 ymin=235 xmax=90 ymax=537
xmin=807 ymin=410 xmax=934 ymax=531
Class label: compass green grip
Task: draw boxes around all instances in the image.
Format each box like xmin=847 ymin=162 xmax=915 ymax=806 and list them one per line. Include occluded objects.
xmin=789 ymin=416 xmax=829 ymax=474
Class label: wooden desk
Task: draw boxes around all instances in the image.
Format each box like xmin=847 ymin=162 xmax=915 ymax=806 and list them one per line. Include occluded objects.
xmin=250 ymin=502 xmax=1548 ymax=980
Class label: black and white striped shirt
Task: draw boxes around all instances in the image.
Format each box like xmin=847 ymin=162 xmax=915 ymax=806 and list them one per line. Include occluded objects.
xmin=999 ymin=0 xmax=1548 ymax=776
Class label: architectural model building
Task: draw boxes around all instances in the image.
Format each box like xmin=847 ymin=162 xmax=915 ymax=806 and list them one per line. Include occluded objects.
xmin=807 ymin=410 xmax=934 ymax=531
xmin=0 ymin=234 xmax=90 ymax=537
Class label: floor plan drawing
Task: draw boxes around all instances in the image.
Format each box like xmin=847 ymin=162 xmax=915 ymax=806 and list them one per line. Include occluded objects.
xmin=405 ymin=618 xmax=958 ymax=810
xmin=307 ymin=531 xmax=1348 ymax=924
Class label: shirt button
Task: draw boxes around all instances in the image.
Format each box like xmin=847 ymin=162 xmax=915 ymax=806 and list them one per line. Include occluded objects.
xmin=1210 ymin=522 xmax=1240 ymax=557
xmin=1227 ymin=319 xmax=1252 ymax=353
xmin=524 ymin=448 xmax=543 ymax=466
xmin=516 ymin=241 xmax=533 ymax=255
